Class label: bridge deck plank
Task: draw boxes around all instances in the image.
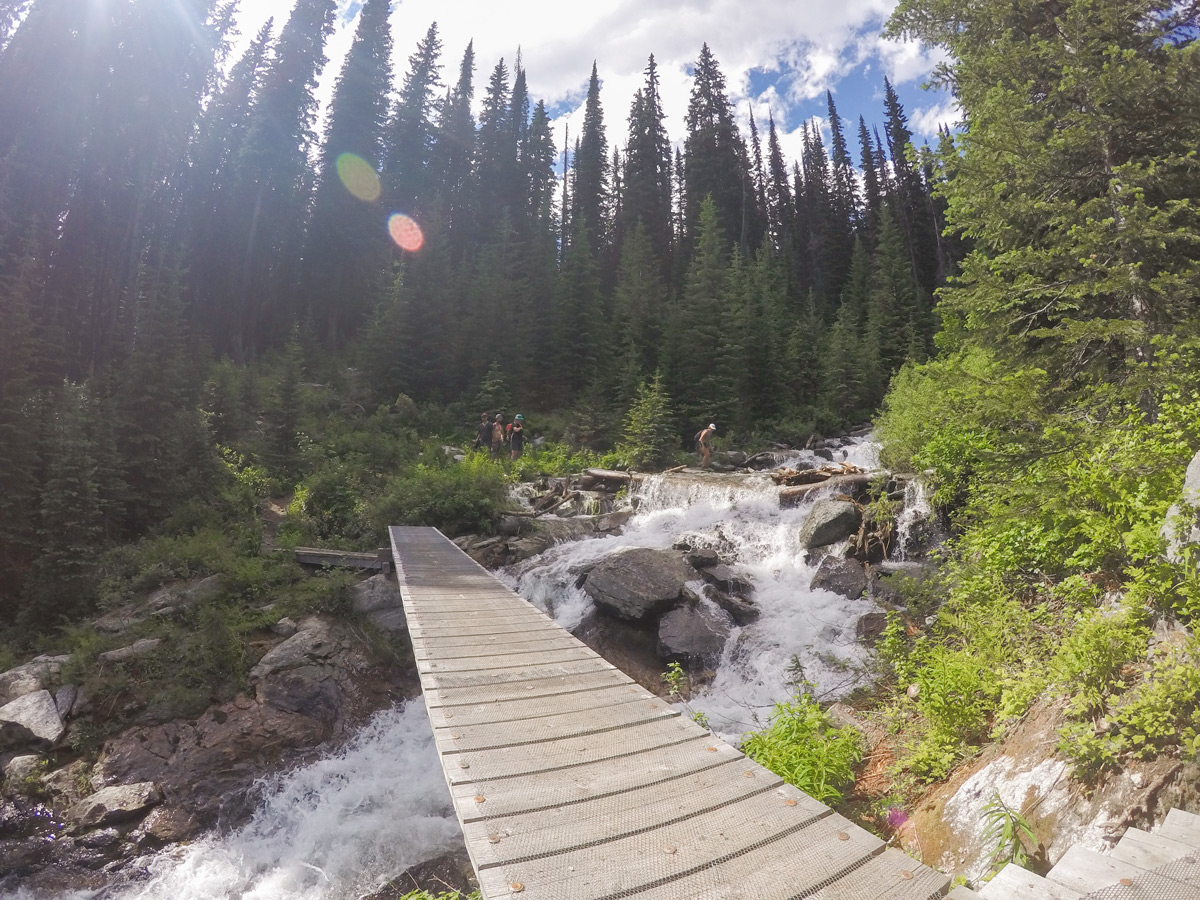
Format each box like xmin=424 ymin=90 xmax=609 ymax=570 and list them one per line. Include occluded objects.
xmin=390 ymin=526 xmax=947 ymax=900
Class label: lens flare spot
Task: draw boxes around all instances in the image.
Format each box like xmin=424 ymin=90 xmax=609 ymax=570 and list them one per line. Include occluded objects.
xmin=388 ymin=213 xmax=424 ymax=252
xmin=336 ymin=153 xmax=381 ymax=202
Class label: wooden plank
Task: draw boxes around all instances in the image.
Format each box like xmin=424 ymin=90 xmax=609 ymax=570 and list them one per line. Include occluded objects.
xmin=1160 ymin=808 xmax=1200 ymax=847
xmin=417 ymin=644 xmax=599 ymax=675
xmin=1046 ymin=847 xmax=1149 ymax=895
xmin=427 ymin=683 xmax=652 ymax=728
xmin=442 ymin=716 xmax=705 ymax=784
xmin=425 ymin=668 xmax=635 ymax=708
xmin=807 ymin=847 xmax=950 ymax=899
xmin=478 ymin=801 xmax=879 ymax=900
xmin=455 ymin=740 xmax=748 ymax=826
xmin=421 ymin=658 xmax=623 ymax=690
xmin=464 ymin=764 xmax=796 ymax=867
xmin=982 ymin=863 xmax=1081 ymax=900
xmin=433 ymin=696 xmax=678 ymax=752
xmin=410 ymin=622 xmax=562 ymax=640
xmin=293 ymin=547 xmax=389 ymax=570
xmin=1111 ymin=827 xmax=1195 ymax=870
xmin=413 ymin=633 xmax=582 ymax=661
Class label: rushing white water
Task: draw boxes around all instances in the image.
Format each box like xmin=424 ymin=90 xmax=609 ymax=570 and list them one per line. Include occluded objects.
xmin=503 ymin=441 xmax=883 ymax=740
xmin=895 ymin=477 xmax=932 ymax=560
xmin=11 ymin=704 xmax=462 ymax=900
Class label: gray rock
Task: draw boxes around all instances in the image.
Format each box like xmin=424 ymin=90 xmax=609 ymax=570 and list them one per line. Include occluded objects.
xmin=657 ymin=602 xmax=736 ymax=663
xmin=584 ymin=548 xmax=699 ymax=620
xmin=250 ymin=620 xmax=340 ymax=681
xmin=67 ymin=782 xmax=162 ymax=829
xmin=350 ymin=574 xmax=408 ymax=633
xmin=701 ymin=584 xmax=759 ymax=626
xmin=810 ymin=556 xmax=868 ymax=599
xmin=132 ymin=806 xmax=200 ymax=846
xmin=1163 ymin=450 xmax=1200 ymax=562
xmin=97 ymin=639 xmax=162 ymax=665
xmin=55 ymin=685 xmax=79 ymax=719
xmin=42 ymin=759 xmax=91 ymax=807
xmin=798 ymin=499 xmax=862 ymax=549
xmin=4 ymin=754 xmax=41 ymax=783
xmin=271 ymin=617 xmax=299 ymax=638
xmin=686 ymin=549 xmax=720 ymax=569
xmin=856 ymin=611 xmax=889 ymax=642
xmin=0 ymin=655 xmax=70 ymax=706
xmin=149 ymin=574 xmax=227 ymax=611
xmin=0 ymin=690 xmax=66 ymax=747
xmin=701 ymin=564 xmax=753 ymax=596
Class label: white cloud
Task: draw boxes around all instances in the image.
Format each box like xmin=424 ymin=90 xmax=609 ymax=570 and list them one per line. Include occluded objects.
xmin=228 ymin=0 xmax=937 ymax=155
xmin=909 ymin=98 xmax=960 ymax=138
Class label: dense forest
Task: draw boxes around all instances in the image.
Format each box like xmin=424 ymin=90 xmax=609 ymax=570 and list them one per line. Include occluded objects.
xmin=0 ymin=0 xmax=948 ymax=631
xmin=0 ymin=0 xmax=1199 ymax=859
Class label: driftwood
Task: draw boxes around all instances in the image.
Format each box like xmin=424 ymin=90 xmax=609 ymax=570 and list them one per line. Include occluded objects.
xmin=779 ymin=473 xmax=874 ymax=507
xmin=506 ymin=491 xmax=581 ymax=519
xmin=663 ymin=464 xmax=688 ymax=474
xmin=579 ymin=468 xmax=636 ymax=491
xmin=770 ymin=462 xmax=864 ymax=487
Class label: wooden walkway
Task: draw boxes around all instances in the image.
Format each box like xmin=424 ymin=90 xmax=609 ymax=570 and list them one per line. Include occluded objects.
xmin=390 ymin=526 xmax=951 ymax=900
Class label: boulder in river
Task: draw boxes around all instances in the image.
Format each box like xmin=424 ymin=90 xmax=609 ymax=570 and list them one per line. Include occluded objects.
xmin=584 ymin=548 xmax=699 ymax=620
xmin=657 ymin=602 xmax=736 ymax=663
xmin=350 ymin=573 xmax=408 ymax=633
xmin=66 ymin=781 xmax=162 ymax=829
xmin=798 ymin=499 xmax=862 ymax=549
xmin=809 ymin=555 xmax=868 ymax=599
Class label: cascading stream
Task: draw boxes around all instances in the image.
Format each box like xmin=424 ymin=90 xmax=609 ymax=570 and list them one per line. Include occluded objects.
xmin=504 ymin=437 xmax=884 ymax=739
xmin=9 ymin=705 xmax=462 ymax=900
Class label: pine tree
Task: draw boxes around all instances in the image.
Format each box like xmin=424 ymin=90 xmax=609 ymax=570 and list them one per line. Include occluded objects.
xmin=764 ymin=112 xmax=794 ymax=254
xmin=475 ymin=57 xmax=515 ymax=232
xmin=683 ymin=45 xmax=750 ymax=251
xmin=889 ymin=0 xmax=1200 ymax=383
xmin=618 ymin=372 xmax=675 ymax=469
xmin=613 ymin=222 xmax=668 ymax=400
xmin=385 ymin=22 xmax=442 ymax=218
xmin=303 ymin=0 xmax=393 ymax=347
xmin=431 ymin=41 xmax=476 ymax=252
xmin=857 ymin=115 xmax=883 ymax=249
xmin=622 ymin=56 xmax=674 ymax=278
xmin=570 ymin=62 xmax=609 ymax=259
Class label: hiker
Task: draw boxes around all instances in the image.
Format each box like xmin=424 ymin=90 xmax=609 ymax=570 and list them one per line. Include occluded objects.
xmin=474 ymin=412 xmax=492 ymax=451
xmin=491 ymin=414 xmax=506 ymax=459
xmin=509 ymin=414 xmax=526 ymax=461
xmin=696 ymin=423 xmax=716 ymax=469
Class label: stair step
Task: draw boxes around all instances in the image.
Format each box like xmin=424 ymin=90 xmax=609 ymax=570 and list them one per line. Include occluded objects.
xmin=948 ymin=887 xmax=986 ymax=900
xmin=981 ymin=863 xmax=1083 ymax=900
xmin=1111 ymin=826 xmax=1196 ymax=869
xmin=1159 ymin=808 xmax=1200 ymax=848
xmin=1047 ymin=847 xmax=1151 ymax=896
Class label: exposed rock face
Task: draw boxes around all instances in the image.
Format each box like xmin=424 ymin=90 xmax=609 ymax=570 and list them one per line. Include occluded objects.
xmin=351 ymin=573 xmax=408 ymax=633
xmin=855 ymin=611 xmax=888 ymax=643
xmin=0 ymin=655 xmax=70 ymax=706
xmin=810 ymin=555 xmax=868 ymax=599
xmin=798 ymin=499 xmax=862 ymax=549
xmin=131 ymin=805 xmax=200 ymax=846
xmin=686 ymin=548 xmax=720 ymax=569
xmin=584 ymin=548 xmax=698 ymax=620
xmin=149 ymin=574 xmax=227 ymax=612
xmin=66 ymin=782 xmax=161 ymax=829
xmin=54 ymin=685 xmax=79 ymax=719
xmin=3 ymin=755 xmax=41 ymax=785
xmin=701 ymin=564 xmax=753 ymax=597
xmin=701 ymin=584 xmax=758 ymax=626
xmin=657 ymin=602 xmax=736 ymax=663
xmin=0 ymin=690 xmax=66 ymax=747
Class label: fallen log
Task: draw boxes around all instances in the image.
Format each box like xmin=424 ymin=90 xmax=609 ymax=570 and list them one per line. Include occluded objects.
xmin=779 ymin=473 xmax=874 ymax=507
xmin=579 ymin=468 xmax=635 ymax=491
xmin=504 ymin=491 xmax=581 ymax=519
xmin=770 ymin=462 xmax=864 ymax=487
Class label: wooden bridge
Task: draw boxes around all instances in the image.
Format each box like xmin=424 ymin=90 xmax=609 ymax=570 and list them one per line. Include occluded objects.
xmin=389 ymin=526 xmax=951 ymax=900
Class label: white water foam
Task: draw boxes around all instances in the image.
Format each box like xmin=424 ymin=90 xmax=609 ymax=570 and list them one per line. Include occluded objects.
xmin=12 ymin=704 xmax=462 ymax=900
xmin=504 ymin=446 xmax=882 ymax=741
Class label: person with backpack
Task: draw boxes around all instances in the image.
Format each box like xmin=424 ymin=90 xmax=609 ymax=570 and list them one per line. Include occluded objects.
xmin=696 ymin=423 xmax=716 ymax=469
xmin=509 ymin=414 xmax=526 ymax=461
xmin=474 ymin=412 xmax=492 ymax=452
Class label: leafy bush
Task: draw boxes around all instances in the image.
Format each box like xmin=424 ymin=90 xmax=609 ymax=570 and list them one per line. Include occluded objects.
xmin=368 ymin=453 xmax=509 ymax=537
xmin=741 ymin=692 xmax=863 ymax=804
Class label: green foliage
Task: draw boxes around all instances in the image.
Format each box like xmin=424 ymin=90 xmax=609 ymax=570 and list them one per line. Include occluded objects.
xmin=368 ymin=453 xmax=509 ymax=538
xmin=741 ymin=691 xmax=863 ymax=804
xmin=616 ymin=373 xmax=676 ymax=470
xmin=981 ymin=790 xmax=1037 ymax=877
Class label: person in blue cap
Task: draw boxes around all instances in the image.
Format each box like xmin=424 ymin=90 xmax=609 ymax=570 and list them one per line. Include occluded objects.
xmin=509 ymin=414 xmax=526 ymax=461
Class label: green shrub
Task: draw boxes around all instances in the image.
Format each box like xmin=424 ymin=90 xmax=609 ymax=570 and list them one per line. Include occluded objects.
xmin=368 ymin=454 xmax=509 ymax=537
xmin=741 ymin=692 xmax=863 ymax=804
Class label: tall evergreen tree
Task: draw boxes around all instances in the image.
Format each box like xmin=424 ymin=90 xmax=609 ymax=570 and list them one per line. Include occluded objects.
xmin=622 ymin=56 xmax=673 ymax=277
xmin=385 ymin=22 xmax=443 ymax=217
xmin=570 ymin=62 xmax=610 ymax=259
xmin=431 ymin=41 xmax=477 ymax=253
xmin=303 ymin=0 xmax=393 ymax=346
xmin=475 ymin=58 xmax=515 ymax=232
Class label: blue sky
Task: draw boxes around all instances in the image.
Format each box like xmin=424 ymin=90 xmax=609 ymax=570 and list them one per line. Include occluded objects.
xmin=235 ymin=0 xmax=957 ymax=166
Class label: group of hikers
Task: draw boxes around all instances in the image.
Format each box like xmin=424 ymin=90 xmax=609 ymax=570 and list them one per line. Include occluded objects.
xmin=475 ymin=412 xmax=526 ymax=461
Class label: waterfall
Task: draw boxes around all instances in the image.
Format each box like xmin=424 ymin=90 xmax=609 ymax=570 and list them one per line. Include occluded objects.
xmin=504 ymin=439 xmax=883 ymax=740
xmin=19 ymin=704 xmax=462 ymax=900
